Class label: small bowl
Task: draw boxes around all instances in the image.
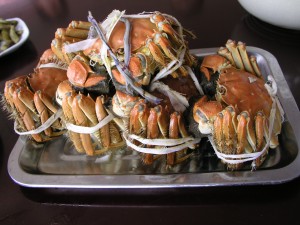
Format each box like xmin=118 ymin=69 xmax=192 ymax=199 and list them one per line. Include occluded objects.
xmin=0 ymin=17 xmax=30 ymax=58
xmin=238 ymin=0 xmax=300 ymax=30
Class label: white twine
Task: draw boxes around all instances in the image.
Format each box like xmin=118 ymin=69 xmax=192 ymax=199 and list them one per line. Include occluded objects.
xmin=64 ymin=112 xmax=115 ymax=134
xmin=150 ymin=47 xmax=186 ymax=83
xmin=208 ymin=75 xmax=282 ymax=166
xmin=150 ymin=81 xmax=189 ymax=112
xmin=185 ymin=65 xmax=204 ymax=95
xmin=64 ymin=38 xmax=97 ymax=53
xmin=14 ymin=109 xmax=63 ymax=135
xmin=124 ymin=133 xmax=200 ymax=154
xmin=128 ymin=133 xmax=195 ymax=146
xmin=38 ymin=63 xmax=68 ymax=70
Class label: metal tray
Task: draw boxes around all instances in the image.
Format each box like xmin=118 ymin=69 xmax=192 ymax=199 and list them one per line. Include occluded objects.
xmin=7 ymin=47 xmax=300 ymax=188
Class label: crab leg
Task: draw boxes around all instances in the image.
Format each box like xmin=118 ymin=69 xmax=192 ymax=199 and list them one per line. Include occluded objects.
xmin=145 ymin=107 xmax=159 ymax=165
xmin=213 ymin=112 xmax=224 ymax=152
xmin=62 ymin=92 xmax=85 ymax=153
xmin=4 ymin=82 xmax=18 ymax=111
xmin=254 ymin=111 xmax=269 ymax=166
xmin=77 ymin=94 xmax=103 ymax=146
xmin=255 ymin=111 xmax=265 ymax=151
xmin=34 ymin=91 xmax=52 ymax=137
xmin=36 ymin=91 xmax=62 ymax=130
xmin=218 ymin=47 xmax=236 ymax=67
xmin=222 ymin=106 xmax=237 ymax=152
xmin=146 ymin=38 xmax=166 ymax=66
xmin=158 ymin=21 xmax=181 ymax=44
xmin=153 ymin=32 xmax=177 ymax=61
xmin=12 ymin=88 xmax=42 ymax=142
xmin=237 ymin=42 xmax=255 ymax=74
xmin=236 ymin=112 xmax=250 ymax=154
xmin=65 ymin=27 xmax=89 ymax=39
xmin=69 ymin=21 xmax=91 ymax=30
xmin=250 ymin=56 xmax=263 ymax=78
xmin=95 ymin=96 xmax=110 ymax=148
xmin=168 ymin=112 xmax=180 ymax=165
xmin=226 ymin=39 xmax=245 ymax=70
xmin=175 ymin=112 xmax=194 ymax=163
xmin=72 ymin=94 xmax=94 ymax=156
xmin=4 ymin=76 xmax=27 ymax=111
xmin=156 ymin=105 xmax=169 ymax=138
xmin=129 ymin=100 xmax=149 ymax=136
xmin=51 ymin=38 xmax=66 ymax=62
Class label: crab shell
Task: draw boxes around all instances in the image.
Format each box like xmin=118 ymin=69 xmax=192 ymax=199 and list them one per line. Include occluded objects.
xmin=216 ymin=67 xmax=272 ymax=118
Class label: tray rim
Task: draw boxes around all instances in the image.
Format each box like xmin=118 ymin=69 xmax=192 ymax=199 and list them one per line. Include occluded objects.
xmin=7 ymin=46 xmax=300 ymax=188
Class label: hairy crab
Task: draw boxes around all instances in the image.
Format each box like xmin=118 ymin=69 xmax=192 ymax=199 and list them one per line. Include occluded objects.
xmin=193 ymin=40 xmax=283 ymax=169
xmin=3 ymin=49 xmax=68 ymax=142
xmin=113 ymin=72 xmax=201 ymax=166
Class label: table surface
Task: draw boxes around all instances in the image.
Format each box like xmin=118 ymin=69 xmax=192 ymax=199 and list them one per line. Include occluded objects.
xmin=1 ymin=0 xmax=300 ymax=224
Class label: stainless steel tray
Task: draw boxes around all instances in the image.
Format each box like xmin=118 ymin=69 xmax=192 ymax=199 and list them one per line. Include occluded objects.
xmin=7 ymin=47 xmax=300 ymax=188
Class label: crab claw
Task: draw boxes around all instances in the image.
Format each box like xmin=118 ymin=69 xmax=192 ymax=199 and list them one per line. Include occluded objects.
xmin=193 ymin=96 xmax=223 ymax=134
xmin=67 ymin=57 xmax=109 ymax=94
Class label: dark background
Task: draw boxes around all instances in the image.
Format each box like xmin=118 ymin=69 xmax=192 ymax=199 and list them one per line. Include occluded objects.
xmin=0 ymin=0 xmax=300 ymax=224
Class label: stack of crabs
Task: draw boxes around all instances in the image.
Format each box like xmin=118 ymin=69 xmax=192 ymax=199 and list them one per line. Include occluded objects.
xmin=2 ymin=10 xmax=284 ymax=170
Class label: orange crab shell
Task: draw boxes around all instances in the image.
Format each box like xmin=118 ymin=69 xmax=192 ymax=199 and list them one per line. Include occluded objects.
xmin=216 ymin=68 xmax=272 ymax=119
xmin=28 ymin=67 xmax=68 ymax=98
xmin=84 ymin=18 xmax=157 ymax=56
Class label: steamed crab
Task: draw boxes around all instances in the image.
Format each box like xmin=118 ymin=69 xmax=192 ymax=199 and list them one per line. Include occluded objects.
xmin=3 ymin=49 xmax=68 ymax=142
xmin=113 ymin=72 xmax=201 ymax=166
xmin=193 ymin=40 xmax=283 ymax=169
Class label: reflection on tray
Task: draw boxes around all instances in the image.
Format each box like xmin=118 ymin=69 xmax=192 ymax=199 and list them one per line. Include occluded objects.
xmin=18 ymin=120 xmax=296 ymax=176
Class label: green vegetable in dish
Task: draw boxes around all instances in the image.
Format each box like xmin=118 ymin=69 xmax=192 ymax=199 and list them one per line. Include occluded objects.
xmin=0 ymin=19 xmax=22 ymax=53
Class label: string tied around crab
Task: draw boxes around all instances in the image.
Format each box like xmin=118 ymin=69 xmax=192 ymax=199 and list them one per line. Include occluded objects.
xmin=123 ymin=133 xmax=201 ymax=155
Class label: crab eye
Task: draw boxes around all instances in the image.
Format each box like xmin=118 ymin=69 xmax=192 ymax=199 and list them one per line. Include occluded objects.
xmin=217 ymin=86 xmax=226 ymax=95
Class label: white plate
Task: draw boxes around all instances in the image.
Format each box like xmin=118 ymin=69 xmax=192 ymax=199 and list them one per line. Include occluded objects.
xmin=238 ymin=0 xmax=300 ymax=30
xmin=0 ymin=17 xmax=30 ymax=57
